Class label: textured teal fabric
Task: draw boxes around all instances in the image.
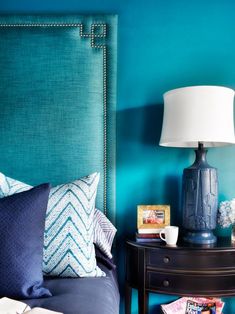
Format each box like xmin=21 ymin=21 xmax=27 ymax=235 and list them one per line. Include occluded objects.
xmin=0 ymin=15 xmax=117 ymax=223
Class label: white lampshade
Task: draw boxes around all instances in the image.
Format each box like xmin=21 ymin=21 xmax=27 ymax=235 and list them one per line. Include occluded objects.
xmin=159 ymin=86 xmax=235 ymax=147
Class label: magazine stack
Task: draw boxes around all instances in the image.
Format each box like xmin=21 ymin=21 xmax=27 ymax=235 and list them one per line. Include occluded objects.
xmin=161 ymin=297 xmax=224 ymax=314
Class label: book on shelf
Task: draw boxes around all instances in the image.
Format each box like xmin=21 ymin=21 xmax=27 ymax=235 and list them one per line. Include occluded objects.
xmin=136 ymin=232 xmax=160 ymax=238
xmin=160 ymin=297 xmax=224 ymax=314
xmin=0 ymin=297 xmax=63 ymax=314
xmin=136 ymin=237 xmax=162 ymax=243
xmin=138 ymin=228 xmax=162 ymax=234
xmin=135 ymin=232 xmax=162 ymax=242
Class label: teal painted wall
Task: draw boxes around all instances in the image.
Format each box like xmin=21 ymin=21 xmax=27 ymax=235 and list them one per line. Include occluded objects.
xmin=1 ymin=0 xmax=235 ymax=313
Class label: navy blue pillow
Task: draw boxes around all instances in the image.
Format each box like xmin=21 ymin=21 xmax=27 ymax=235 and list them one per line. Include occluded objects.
xmin=0 ymin=183 xmax=52 ymax=299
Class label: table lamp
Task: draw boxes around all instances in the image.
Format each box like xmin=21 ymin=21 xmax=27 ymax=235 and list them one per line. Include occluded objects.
xmin=159 ymin=86 xmax=235 ymax=244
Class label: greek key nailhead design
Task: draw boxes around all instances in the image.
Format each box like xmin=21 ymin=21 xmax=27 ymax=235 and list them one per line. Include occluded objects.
xmin=0 ymin=22 xmax=108 ymax=216
xmin=0 ymin=23 xmax=107 ymax=48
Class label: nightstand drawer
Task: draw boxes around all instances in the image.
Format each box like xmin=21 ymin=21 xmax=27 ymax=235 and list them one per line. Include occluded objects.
xmin=147 ymin=248 xmax=235 ymax=270
xmin=147 ymin=271 xmax=235 ymax=296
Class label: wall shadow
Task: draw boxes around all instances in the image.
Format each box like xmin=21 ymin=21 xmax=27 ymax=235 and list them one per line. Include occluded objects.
xmin=163 ymin=175 xmax=181 ymax=227
xmin=116 ymin=103 xmax=163 ymax=155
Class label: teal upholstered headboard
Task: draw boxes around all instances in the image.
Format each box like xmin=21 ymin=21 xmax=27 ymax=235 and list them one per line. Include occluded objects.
xmin=0 ymin=15 xmax=117 ymax=223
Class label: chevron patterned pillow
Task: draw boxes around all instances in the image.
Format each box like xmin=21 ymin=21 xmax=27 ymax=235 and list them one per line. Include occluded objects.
xmin=44 ymin=172 xmax=104 ymax=277
xmin=0 ymin=172 xmax=104 ymax=277
xmin=94 ymin=208 xmax=117 ymax=259
xmin=0 ymin=173 xmax=115 ymax=260
xmin=0 ymin=172 xmax=31 ymax=196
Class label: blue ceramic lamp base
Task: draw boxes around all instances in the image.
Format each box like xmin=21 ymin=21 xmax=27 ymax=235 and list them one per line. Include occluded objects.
xmin=182 ymin=143 xmax=218 ymax=245
xmin=183 ymin=230 xmax=217 ymax=245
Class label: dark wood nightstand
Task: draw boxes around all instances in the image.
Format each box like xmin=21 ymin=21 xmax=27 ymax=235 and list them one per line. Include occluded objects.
xmin=125 ymin=238 xmax=235 ymax=314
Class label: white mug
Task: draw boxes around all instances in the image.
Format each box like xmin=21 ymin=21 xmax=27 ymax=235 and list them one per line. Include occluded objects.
xmin=160 ymin=226 xmax=179 ymax=245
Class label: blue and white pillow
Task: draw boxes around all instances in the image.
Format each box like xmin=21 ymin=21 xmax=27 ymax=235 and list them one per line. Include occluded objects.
xmin=0 ymin=172 xmax=104 ymax=277
xmin=94 ymin=208 xmax=116 ymax=259
xmin=0 ymin=172 xmax=116 ymax=259
xmin=44 ymin=173 xmax=104 ymax=277
xmin=0 ymin=172 xmax=31 ymax=196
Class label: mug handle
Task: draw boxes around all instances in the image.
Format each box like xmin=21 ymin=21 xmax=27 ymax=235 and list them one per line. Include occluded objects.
xmin=160 ymin=229 xmax=166 ymax=242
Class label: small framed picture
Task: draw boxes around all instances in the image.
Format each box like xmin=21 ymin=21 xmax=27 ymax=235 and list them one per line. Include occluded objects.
xmin=137 ymin=205 xmax=170 ymax=229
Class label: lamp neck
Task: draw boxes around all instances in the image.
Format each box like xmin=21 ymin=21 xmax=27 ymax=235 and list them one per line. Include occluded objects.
xmin=198 ymin=142 xmax=204 ymax=151
xmin=192 ymin=142 xmax=209 ymax=168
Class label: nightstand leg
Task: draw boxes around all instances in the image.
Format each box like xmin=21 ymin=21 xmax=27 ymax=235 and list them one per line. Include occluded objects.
xmin=138 ymin=289 xmax=149 ymax=314
xmin=137 ymin=247 xmax=148 ymax=314
xmin=125 ymin=282 xmax=132 ymax=314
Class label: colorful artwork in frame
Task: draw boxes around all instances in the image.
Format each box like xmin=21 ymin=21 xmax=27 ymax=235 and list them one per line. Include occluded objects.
xmin=137 ymin=205 xmax=170 ymax=230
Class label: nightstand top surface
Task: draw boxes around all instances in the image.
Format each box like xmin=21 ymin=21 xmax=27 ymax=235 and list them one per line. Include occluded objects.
xmin=127 ymin=237 xmax=235 ymax=251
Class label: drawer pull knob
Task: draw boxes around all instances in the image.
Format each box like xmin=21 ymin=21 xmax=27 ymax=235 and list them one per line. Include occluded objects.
xmin=163 ymin=256 xmax=170 ymax=263
xmin=163 ymin=280 xmax=169 ymax=287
